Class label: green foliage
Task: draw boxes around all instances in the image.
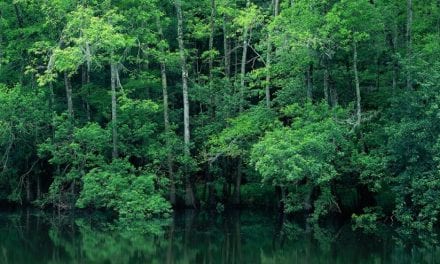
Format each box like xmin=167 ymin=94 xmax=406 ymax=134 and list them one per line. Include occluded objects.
xmin=39 ymin=120 xmax=109 ymax=170
xmin=234 ymin=2 xmax=264 ymax=30
xmin=251 ymin=103 xmax=351 ymax=221
xmin=1 ymin=0 xmax=440 ymax=231
xmin=0 ymin=85 xmax=51 ymax=202
xmin=37 ymin=119 xmax=110 ymax=206
xmin=77 ymin=159 xmax=171 ymax=219
xmin=117 ymin=96 xmax=160 ymax=159
xmin=209 ymin=106 xmax=280 ymax=158
xmin=352 ymin=207 xmax=384 ymax=232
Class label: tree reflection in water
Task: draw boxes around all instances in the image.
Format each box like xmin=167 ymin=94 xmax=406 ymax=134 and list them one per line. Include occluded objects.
xmin=0 ymin=209 xmax=439 ymax=264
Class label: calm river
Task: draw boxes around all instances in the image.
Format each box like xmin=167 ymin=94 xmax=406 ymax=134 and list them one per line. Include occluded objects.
xmin=0 ymin=209 xmax=438 ymax=263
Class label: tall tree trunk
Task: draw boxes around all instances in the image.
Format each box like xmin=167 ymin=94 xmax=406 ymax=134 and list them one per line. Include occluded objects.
xmin=0 ymin=5 xmax=4 ymax=71
xmin=110 ymin=61 xmax=118 ymax=159
xmin=392 ymin=20 xmax=398 ymax=92
xmin=239 ymin=30 xmax=248 ymax=112
xmin=223 ymin=15 xmax=231 ymax=78
xmin=265 ymin=36 xmax=272 ymax=108
xmin=157 ymin=17 xmax=176 ymax=205
xmin=353 ymin=41 xmax=361 ymax=127
xmin=206 ymin=0 xmax=216 ymax=204
xmin=406 ymin=0 xmax=413 ymax=90
xmin=222 ymin=15 xmax=232 ymax=120
xmin=81 ymin=65 xmax=91 ymax=121
xmin=274 ymin=0 xmax=280 ymax=16
xmin=304 ymin=184 xmax=313 ymax=211
xmin=208 ymin=0 xmax=216 ymax=119
xmin=234 ymin=37 xmax=238 ymax=79
xmin=239 ymin=0 xmax=251 ymax=113
xmin=0 ymin=31 xmax=3 ymax=72
xmin=265 ymin=0 xmax=280 ymax=108
xmin=64 ymin=73 xmax=74 ymax=121
xmin=330 ymin=84 xmax=338 ymax=107
xmin=49 ymin=82 xmax=56 ymax=141
xmin=375 ymin=55 xmax=380 ymax=90
xmin=175 ymin=0 xmax=195 ymax=208
xmin=233 ymin=0 xmax=251 ymax=206
xmin=209 ymin=0 xmax=216 ymax=81
xmin=324 ymin=62 xmax=329 ymax=105
xmin=13 ymin=3 xmax=25 ymax=85
xmin=265 ymin=1 xmax=273 ymax=108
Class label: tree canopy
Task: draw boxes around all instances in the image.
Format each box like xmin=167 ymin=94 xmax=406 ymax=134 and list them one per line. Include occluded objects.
xmin=1 ymin=0 xmax=440 ymax=231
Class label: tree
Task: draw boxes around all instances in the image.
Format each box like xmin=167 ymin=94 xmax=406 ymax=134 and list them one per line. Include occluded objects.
xmin=175 ymin=0 xmax=196 ymax=208
xmin=324 ymin=0 xmax=383 ymax=127
xmin=251 ymin=103 xmax=351 ymax=222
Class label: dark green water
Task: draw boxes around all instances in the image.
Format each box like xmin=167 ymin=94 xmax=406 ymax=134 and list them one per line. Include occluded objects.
xmin=0 ymin=209 xmax=439 ymax=264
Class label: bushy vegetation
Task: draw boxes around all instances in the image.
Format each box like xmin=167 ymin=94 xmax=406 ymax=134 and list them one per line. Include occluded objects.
xmin=77 ymin=159 xmax=171 ymax=219
xmin=1 ymin=0 xmax=440 ymax=229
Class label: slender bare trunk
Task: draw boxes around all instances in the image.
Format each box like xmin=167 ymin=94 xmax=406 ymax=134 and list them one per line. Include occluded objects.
xmin=265 ymin=0 xmax=280 ymax=108
xmin=392 ymin=20 xmax=398 ymax=92
xmin=239 ymin=0 xmax=251 ymax=113
xmin=206 ymin=0 xmax=216 ymax=204
xmin=175 ymin=0 xmax=195 ymax=208
xmin=157 ymin=17 xmax=176 ymax=205
xmin=239 ymin=30 xmax=248 ymax=112
xmin=14 ymin=4 xmax=25 ymax=86
xmin=64 ymin=73 xmax=74 ymax=121
xmin=274 ymin=0 xmax=280 ymax=16
xmin=233 ymin=0 xmax=251 ymax=206
xmin=234 ymin=37 xmax=238 ymax=79
xmin=324 ymin=63 xmax=329 ymax=105
xmin=265 ymin=1 xmax=273 ymax=108
xmin=223 ymin=15 xmax=231 ymax=78
xmin=0 ymin=32 xmax=3 ymax=71
xmin=353 ymin=41 xmax=361 ymax=126
xmin=304 ymin=184 xmax=313 ymax=211
xmin=81 ymin=65 xmax=91 ymax=121
xmin=265 ymin=36 xmax=271 ymax=108
xmin=208 ymin=0 xmax=216 ymax=119
xmin=111 ymin=61 xmax=118 ymax=159
xmin=406 ymin=0 xmax=413 ymax=90
xmin=49 ymin=82 xmax=56 ymax=143
xmin=209 ymin=0 xmax=216 ymax=80
xmin=330 ymin=85 xmax=338 ymax=107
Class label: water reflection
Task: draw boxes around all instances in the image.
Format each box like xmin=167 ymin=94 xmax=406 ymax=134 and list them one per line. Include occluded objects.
xmin=0 ymin=209 xmax=439 ymax=264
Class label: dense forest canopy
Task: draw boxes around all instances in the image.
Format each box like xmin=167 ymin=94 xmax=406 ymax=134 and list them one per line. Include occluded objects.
xmin=0 ymin=0 xmax=440 ymax=231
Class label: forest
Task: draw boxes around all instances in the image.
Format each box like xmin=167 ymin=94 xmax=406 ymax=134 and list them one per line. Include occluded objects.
xmin=0 ymin=0 xmax=439 ymax=232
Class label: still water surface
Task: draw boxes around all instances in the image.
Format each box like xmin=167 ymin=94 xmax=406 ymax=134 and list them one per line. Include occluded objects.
xmin=0 ymin=209 xmax=439 ymax=264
